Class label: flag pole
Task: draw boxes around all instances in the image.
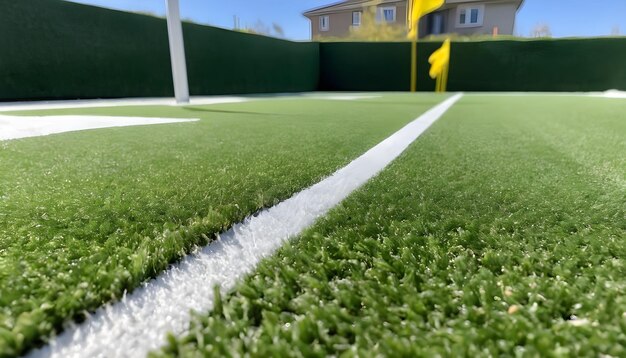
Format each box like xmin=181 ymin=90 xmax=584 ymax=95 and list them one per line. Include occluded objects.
xmin=165 ymin=0 xmax=190 ymax=104
xmin=410 ymin=26 xmax=419 ymax=92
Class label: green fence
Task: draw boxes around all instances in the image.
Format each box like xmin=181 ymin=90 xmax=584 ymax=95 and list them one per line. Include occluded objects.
xmin=449 ymin=39 xmax=626 ymax=92
xmin=319 ymin=38 xmax=626 ymax=92
xmin=319 ymin=42 xmax=441 ymax=92
xmin=1 ymin=0 xmax=625 ymax=101
xmin=183 ymin=24 xmax=319 ymax=96
xmin=0 ymin=0 xmax=319 ymax=101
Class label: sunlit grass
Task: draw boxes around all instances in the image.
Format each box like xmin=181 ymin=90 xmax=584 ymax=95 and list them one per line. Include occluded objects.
xmin=158 ymin=95 xmax=626 ymax=357
xmin=0 ymin=94 xmax=445 ymax=356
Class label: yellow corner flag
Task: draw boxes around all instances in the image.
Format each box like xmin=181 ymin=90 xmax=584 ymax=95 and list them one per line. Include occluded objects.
xmin=407 ymin=0 xmax=445 ymax=92
xmin=407 ymin=0 xmax=445 ymax=40
xmin=428 ymin=39 xmax=451 ymax=92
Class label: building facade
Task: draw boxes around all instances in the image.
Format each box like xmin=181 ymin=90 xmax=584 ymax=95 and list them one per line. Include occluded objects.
xmin=303 ymin=0 xmax=524 ymax=39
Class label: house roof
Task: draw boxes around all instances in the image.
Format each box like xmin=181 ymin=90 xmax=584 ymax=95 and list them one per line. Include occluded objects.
xmin=303 ymin=0 xmax=524 ymax=17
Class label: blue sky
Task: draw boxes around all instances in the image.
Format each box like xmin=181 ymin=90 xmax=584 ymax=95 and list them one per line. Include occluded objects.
xmin=67 ymin=0 xmax=626 ymax=40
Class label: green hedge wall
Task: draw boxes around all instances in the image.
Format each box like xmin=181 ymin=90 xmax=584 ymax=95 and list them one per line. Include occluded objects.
xmin=319 ymin=42 xmax=442 ymax=92
xmin=0 ymin=0 xmax=319 ymax=101
xmin=319 ymin=38 xmax=626 ymax=92
xmin=449 ymin=39 xmax=626 ymax=92
xmin=183 ymin=24 xmax=318 ymax=96
xmin=1 ymin=0 xmax=625 ymax=101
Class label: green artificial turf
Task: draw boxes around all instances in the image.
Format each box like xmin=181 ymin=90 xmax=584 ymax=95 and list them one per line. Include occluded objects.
xmin=157 ymin=95 xmax=626 ymax=357
xmin=0 ymin=94 xmax=445 ymax=356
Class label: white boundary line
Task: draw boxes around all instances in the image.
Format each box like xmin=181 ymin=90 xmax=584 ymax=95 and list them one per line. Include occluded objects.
xmin=0 ymin=90 xmax=622 ymax=113
xmin=466 ymin=90 xmax=626 ymax=98
xmin=0 ymin=96 xmax=250 ymax=112
xmin=28 ymin=93 xmax=464 ymax=358
xmin=0 ymin=115 xmax=199 ymax=141
xmin=0 ymin=93 xmax=382 ymax=113
xmin=588 ymin=89 xmax=626 ymax=99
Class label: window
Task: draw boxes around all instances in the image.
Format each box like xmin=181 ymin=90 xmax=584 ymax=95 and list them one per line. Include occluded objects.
xmin=456 ymin=4 xmax=484 ymax=28
xmin=470 ymin=9 xmax=479 ymax=23
xmin=430 ymin=13 xmax=444 ymax=35
xmin=320 ymin=15 xmax=329 ymax=31
xmin=376 ymin=6 xmax=396 ymax=23
xmin=352 ymin=11 xmax=362 ymax=26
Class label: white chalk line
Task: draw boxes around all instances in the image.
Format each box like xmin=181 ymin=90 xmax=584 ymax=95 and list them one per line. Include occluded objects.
xmin=467 ymin=89 xmax=626 ymax=98
xmin=27 ymin=93 xmax=464 ymax=358
xmin=0 ymin=93 xmax=382 ymax=114
xmin=0 ymin=90 xmax=622 ymax=114
xmin=0 ymin=94 xmax=386 ymax=142
xmin=0 ymin=115 xmax=199 ymax=141
xmin=304 ymin=94 xmax=382 ymax=101
xmin=0 ymin=96 xmax=250 ymax=113
xmin=589 ymin=89 xmax=626 ymax=99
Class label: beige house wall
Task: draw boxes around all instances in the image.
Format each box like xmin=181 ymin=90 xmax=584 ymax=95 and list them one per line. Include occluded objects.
xmin=311 ymin=11 xmax=352 ymax=38
xmin=306 ymin=0 xmax=522 ymax=39
xmin=310 ymin=2 xmax=407 ymax=39
xmin=447 ymin=1 xmax=519 ymax=35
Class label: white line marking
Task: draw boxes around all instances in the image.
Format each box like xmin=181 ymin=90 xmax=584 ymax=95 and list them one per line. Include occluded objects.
xmin=466 ymin=90 xmax=626 ymax=98
xmin=0 ymin=115 xmax=198 ymax=141
xmin=591 ymin=89 xmax=626 ymax=99
xmin=307 ymin=95 xmax=382 ymax=101
xmin=28 ymin=93 xmax=464 ymax=358
xmin=0 ymin=93 xmax=386 ymax=113
xmin=0 ymin=97 xmax=250 ymax=112
xmin=1 ymin=90 xmax=621 ymax=114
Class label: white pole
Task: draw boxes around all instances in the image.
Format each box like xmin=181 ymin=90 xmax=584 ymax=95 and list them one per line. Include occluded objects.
xmin=165 ymin=0 xmax=190 ymax=104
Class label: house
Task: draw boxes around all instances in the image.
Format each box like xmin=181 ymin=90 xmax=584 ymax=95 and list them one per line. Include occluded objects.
xmin=303 ymin=0 xmax=524 ymax=39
